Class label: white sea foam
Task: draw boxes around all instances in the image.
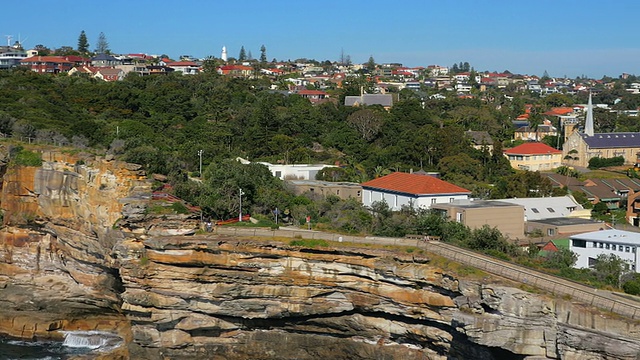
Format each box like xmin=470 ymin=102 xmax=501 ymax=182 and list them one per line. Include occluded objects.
xmin=61 ymin=330 xmax=123 ymax=351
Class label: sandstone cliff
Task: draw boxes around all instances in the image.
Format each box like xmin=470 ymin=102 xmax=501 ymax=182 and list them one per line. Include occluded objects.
xmin=0 ymin=151 xmax=638 ymax=359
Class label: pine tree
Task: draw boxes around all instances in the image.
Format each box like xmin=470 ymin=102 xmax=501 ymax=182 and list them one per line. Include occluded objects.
xmin=77 ymin=30 xmax=89 ymax=53
xmin=367 ymin=56 xmax=376 ymax=71
xmin=260 ymin=45 xmax=267 ymax=63
xmin=95 ymin=32 xmax=110 ymax=54
xmin=238 ymin=46 xmax=247 ymax=61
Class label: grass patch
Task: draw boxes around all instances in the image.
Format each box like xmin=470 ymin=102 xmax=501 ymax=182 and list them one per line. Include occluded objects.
xmin=12 ymin=149 xmax=43 ymax=167
xmin=289 ymin=239 xmax=329 ymax=248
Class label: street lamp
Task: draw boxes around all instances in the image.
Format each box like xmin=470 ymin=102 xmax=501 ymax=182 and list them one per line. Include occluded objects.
xmin=239 ymin=188 xmax=245 ymax=222
xmin=197 ymin=150 xmax=203 ymax=177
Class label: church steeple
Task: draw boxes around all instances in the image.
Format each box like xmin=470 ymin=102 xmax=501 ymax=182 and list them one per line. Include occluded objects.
xmin=584 ymin=92 xmax=594 ymax=137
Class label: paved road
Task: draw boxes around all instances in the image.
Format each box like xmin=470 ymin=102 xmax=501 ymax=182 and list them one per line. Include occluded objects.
xmin=212 ymin=226 xmax=640 ymax=319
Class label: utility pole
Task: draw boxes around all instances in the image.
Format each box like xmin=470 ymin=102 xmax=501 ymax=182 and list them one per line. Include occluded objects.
xmin=197 ymin=149 xmax=203 ymax=177
xmin=239 ymin=188 xmax=245 ymax=222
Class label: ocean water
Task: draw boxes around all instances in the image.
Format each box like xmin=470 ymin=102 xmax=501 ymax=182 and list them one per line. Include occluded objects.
xmin=0 ymin=331 xmax=123 ymax=360
xmin=0 ymin=337 xmax=86 ymax=360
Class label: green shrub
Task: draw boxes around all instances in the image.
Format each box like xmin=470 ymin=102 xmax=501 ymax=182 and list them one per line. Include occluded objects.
xmin=171 ymin=202 xmax=189 ymax=214
xmin=588 ymin=156 xmax=624 ymax=169
xmin=13 ymin=149 xmax=42 ymax=167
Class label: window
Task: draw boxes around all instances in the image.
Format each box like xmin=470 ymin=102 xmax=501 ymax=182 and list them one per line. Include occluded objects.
xmin=357 ymin=191 xmax=361 ymax=197
xmin=572 ymin=239 xmax=586 ymax=248
xmin=456 ymin=212 xmax=463 ymax=222
xmin=547 ymin=208 xmax=555 ymax=213
xmin=275 ymin=171 xmax=282 ymax=178
xmin=612 ymin=244 xmax=616 ymax=251
xmin=588 ymin=257 xmax=597 ymax=268
xmin=336 ymin=190 xmax=340 ymax=195
xmin=605 ymin=243 xmax=610 ymax=250
xmin=431 ymin=198 xmax=436 ymax=204
xmin=620 ymin=246 xmax=624 ymax=252
xmin=626 ymin=246 xmax=631 ymax=252
xmin=449 ymin=197 xmax=454 ymax=203
xmin=531 ymin=208 xmax=540 ymax=213
xmin=592 ymin=241 xmax=598 ymax=248
xmin=599 ymin=243 xmax=604 ymax=248
xmin=547 ymin=229 xmax=555 ymax=236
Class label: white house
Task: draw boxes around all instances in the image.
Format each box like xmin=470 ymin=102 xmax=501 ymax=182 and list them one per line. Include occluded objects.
xmin=569 ymin=229 xmax=640 ymax=271
xmin=360 ymin=172 xmax=471 ymax=211
xmin=257 ymin=162 xmax=334 ymax=181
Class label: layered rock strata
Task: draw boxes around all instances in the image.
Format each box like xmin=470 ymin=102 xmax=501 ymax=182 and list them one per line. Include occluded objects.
xmin=0 ymin=152 xmax=638 ymax=359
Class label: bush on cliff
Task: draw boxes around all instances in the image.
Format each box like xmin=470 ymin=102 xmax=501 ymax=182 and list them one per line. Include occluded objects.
xmin=12 ymin=148 xmax=43 ymax=167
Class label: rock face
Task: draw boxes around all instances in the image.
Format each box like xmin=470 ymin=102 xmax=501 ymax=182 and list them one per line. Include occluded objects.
xmin=0 ymin=151 xmax=638 ymax=359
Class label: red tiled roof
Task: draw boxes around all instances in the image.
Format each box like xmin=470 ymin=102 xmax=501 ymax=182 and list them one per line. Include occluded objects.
xmin=20 ymin=56 xmax=72 ymax=64
xmin=361 ymin=172 xmax=471 ymax=196
xmin=504 ymin=142 xmax=562 ymax=155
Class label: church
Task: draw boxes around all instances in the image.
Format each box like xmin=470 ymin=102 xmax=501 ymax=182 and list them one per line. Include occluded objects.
xmin=562 ymin=94 xmax=640 ymax=168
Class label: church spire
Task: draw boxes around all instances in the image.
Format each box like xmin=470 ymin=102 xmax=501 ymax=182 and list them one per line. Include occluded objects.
xmin=585 ymin=92 xmax=594 ymax=137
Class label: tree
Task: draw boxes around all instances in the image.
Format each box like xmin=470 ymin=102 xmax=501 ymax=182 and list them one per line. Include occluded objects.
xmin=238 ymin=46 xmax=247 ymax=61
xmin=367 ymin=56 xmax=376 ymax=72
xmin=347 ymin=109 xmax=383 ymax=141
xmin=95 ymin=32 xmax=110 ymax=54
xmin=593 ymin=253 xmax=628 ymax=287
xmin=77 ymin=30 xmax=89 ymax=53
xmin=260 ymin=45 xmax=267 ymax=63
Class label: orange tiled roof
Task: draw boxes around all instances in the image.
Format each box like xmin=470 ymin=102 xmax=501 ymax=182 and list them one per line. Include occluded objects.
xmin=504 ymin=142 xmax=561 ymax=155
xmin=361 ymin=172 xmax=471 ymax=195
xmin=544 ymin=107 xmax=574 ymax=116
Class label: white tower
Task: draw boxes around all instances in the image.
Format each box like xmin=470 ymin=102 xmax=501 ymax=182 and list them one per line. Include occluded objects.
xmin=584 ymin=92 xmax=594 ymax=137
xmin=221 ymin=46 xmax=227 ymax=62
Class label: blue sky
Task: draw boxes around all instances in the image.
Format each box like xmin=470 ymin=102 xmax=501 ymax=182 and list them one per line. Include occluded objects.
xmin=3 ymin=0 xmax=639 ymax=78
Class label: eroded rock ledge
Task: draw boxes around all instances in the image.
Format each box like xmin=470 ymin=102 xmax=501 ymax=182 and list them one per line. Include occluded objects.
xmin=113 ymin=237 xmax=640 ymax=360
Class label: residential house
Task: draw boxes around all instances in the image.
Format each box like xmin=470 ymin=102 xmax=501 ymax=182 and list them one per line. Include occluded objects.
xmin=465 ymin=130 xmax=494 ymax=153
xmin=344 ymin=94 xmax=394 ymax=109
xmin=91 ymin=53 xmax=121 ymax=67
xmin=0 ymin=47 xmax=27 ymax=69
xmin=257 ymin=161 xmax=335 ymax=181
xmin=569 ymin=229 xmax=640 ymax=271
xmin=218 ymin=64 xmax=254 ymax=77
xmin=94 ymin=67 xmax=124 ymax=82
xmin=360 ymin=172 xmax=471 ymax=211
xmin=166 ymin=61 xmax=200 ymax=75
xmin=286 ymin=180 xmax=362 ymax=200
xmin=296 ymin=89 xmax=329 ymax=104
xmin=20 ymin=56 xmax=73 ymax=73
xmin=431 ymin=199 xmax=525 ymax=239
xmin=504 ymin=142 xmax=562 ymax=171
xmin=513 ymin=119 xmax=557 ymax=142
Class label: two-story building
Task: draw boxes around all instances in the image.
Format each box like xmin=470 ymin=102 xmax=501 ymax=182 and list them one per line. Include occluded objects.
xmin=504 ymin=142 xmax=562 ymax=171
xmin=20 ymin=56 xmax=73 ymax=73
xmin=570 ymin=229 xmax=640 ymax=271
